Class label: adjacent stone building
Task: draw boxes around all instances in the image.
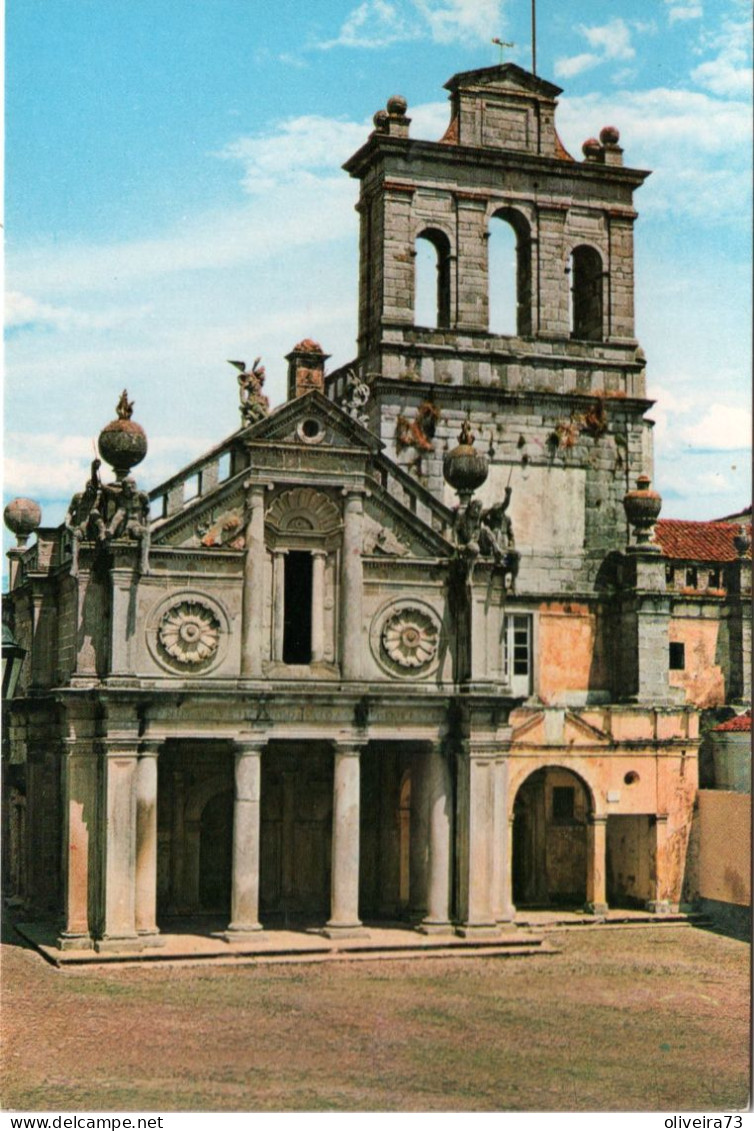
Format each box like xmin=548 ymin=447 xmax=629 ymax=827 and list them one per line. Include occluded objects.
xmin=3 ymin=64 xmax=750 ymax=951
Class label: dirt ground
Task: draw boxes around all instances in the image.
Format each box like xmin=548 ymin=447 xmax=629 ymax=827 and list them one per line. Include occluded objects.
xmin=1 ymin=922 xmax=750 ymax=1113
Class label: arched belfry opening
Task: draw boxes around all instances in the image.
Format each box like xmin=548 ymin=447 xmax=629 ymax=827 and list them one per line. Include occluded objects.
xmin=488 ymin=208 xmax=532 ymax=336
xmin=512 ymin=766 xmax=592 ymax=907
xmin=570 ymin=244 xmax=604 ymax=340
xmin=414 ymin=228 xmax=451 ymax=329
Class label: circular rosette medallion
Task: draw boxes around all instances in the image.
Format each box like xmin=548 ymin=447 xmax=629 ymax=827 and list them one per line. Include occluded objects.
xmin=381 ymin=607 xmax=439 ymax=671
xmin=158 ymin=600 xmax=221 ymax=667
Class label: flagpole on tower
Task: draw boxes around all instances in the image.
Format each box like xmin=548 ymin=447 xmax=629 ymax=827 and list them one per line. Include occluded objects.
xmin=532 ymin=0 xmax=537 ymax=74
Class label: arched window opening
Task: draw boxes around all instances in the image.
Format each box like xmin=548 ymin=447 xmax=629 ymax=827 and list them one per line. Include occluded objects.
xmin=414 ymin=229 xmax=451 ymax=329
xmin=489 ymin=209 xmax=532 ymax=336
xmin=570 ymin=245 xmax=604 ymax=341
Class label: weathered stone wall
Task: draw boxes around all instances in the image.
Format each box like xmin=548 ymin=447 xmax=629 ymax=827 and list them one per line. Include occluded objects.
xmin=697 ymin=790 xmax=751 ymax=907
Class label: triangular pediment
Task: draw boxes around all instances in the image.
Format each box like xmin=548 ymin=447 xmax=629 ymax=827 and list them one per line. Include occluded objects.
xmin=241 ymin=389 xmax=383 ymax=454
xmin=444 ymin=64 xmax=562 ymax=100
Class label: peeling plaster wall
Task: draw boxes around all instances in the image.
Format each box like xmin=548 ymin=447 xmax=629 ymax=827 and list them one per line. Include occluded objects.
xmin=670 ymin=617 xmax=725 ymax=707
xmin=698 ymin=790 xmax=751 ymax=908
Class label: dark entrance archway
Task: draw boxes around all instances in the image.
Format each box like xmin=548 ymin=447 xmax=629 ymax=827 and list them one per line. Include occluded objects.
xmin=198 ymin=789 xmax=233 ymax=913
xmin=512 ymin=766 xmax=592 ymax=907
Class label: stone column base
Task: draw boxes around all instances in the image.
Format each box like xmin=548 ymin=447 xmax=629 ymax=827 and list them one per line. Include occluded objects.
xmin=57 ymin=931 xmax=94 ymax=952
xmin=455 ymin=923 xmax=501 ymax=939
xmin=220 ymin=923 xmax=264 ymax=942
xmin=584 ymin=902 xmax=608 ymax=916
xmin=94 ymin=935 xmax=144 ymax=953
xmin=322 ymin=922 xmax=369 ymax=939
xmin=137 ymin=929 xmax=165 ymax=948
xmin=418 ymin=919 xmax=454 ymax=936
xmin=646 ymin=900 xmax=671 ymax=915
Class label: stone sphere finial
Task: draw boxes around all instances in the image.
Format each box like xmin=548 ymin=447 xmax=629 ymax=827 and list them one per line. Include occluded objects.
xmin=443 ymin=418 xmax=489 ymax=504
xmin=600 ymin=125 xmax=620 ymax=146
xmin=98 ymin=389 xmax=148 ymax=481
xmin=386 ymin=94 xmax=408 ymax=117
xmin=623 ymin=474 xmax=662 ymax=547
xmin=4 ymin=497 xmax=42 ymax=548
xmin=373 ymin=109 xmax=389 ymax=132
xmin=582 ymin=137 xmax=602 ymax=159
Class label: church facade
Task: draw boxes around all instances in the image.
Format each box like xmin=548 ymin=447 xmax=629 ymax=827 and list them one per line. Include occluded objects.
xmin=4 ymin=65 xmax=749 ymax=952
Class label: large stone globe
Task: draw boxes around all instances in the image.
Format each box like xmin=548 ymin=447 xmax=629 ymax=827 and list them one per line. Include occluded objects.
xmin=443 ymin=420 xmax=489 ymax=503
xmin=98 ymin=390 xmax=147 ymax=481
xmin=4 ymin=497 xmax=42 ymax=547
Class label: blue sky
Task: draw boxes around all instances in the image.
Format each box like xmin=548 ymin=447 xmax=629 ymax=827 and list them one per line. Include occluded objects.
xmin=5 ymin=0 xmax=752 ymax=561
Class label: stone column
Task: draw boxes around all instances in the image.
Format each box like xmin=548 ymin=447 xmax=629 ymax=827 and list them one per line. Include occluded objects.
xmin=647 ymin=814 xmax=671 ymax=914
xmin=226 ymin=739 xmax=264 ymax=937
xmin=311 ymin=550 xmax=327 ymax=663
xmin=134 ymin=744 xmax=162 ymax=945
xmin=492 ymin=758 xmax=516 ymax=923
xmin=420 ymin=745 xmax=453 ymax=934
xmin=456 ymin=743 xmax=499 ymax=937
xmin=272 ymin=549 xmax=286 ymax=662
xmin=585 ymin=815 xmax=609 ymax=916
xmin=96 ymin=743 xmax=140 ymax=952
xmin=340 ymin=492 xmax=364 ymax=680
xmin=324 ymin=743 xmax=367 ymax=937
xmin=408 ymin=749 xmax=429 ymax=922
xmin=58 ymin=742 xmax=97 ymax=950
xmin=241 ymin=484 xmax=266 ymax=677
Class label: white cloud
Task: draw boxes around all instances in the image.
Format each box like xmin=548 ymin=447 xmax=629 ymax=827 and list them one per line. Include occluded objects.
xmin=556 ymin=87 xmax=752 ymax=220
xmin=318 ymin=0 xmax=504 ymax=49
xmin=415 ymin=0 xmax=505 ymax=46
xmin=581 ymin=18 xmax=635 ymax=61
xmin=555 ymin=54 xmax=600 ymax=79
xmin=5 ymin=291 xmax=151 ymax=332
xmin=665 ymin=2 xmax=703 ymax=22
xmin=556 ymin=18 xmax=636 ymax=80
xmin=692 ymin=10 xmax=752 ymax=96
xmin=681 ymin=403 xmax=753 ymax=451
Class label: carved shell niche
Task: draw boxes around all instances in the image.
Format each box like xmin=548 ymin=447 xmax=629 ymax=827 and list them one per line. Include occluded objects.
xmin=266 ymin=487 xmax=341 ymax=535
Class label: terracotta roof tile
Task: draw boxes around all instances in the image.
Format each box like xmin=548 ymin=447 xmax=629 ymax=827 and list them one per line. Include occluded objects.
xmin=713 ymin=711 xmax=751 ymax=733
xmin=654 ymin=519 xmax=752 ymax=562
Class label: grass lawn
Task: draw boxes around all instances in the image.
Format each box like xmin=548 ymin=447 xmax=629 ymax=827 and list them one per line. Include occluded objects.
xmin=1 ymin=923 xmax=749 ymax=1112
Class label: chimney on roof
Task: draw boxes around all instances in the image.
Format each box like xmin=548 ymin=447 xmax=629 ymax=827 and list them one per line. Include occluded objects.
xmin=286 ymin=339 xmax=330 ymax=400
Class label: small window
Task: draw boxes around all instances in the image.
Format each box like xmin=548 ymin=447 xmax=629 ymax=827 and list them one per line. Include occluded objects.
xmin=708 ymin=568 xmax=721 ymax=588
xmin=504 ymin=613 xmax=532 ymax=696
xmin=552 ymin=786 xmax=575 ymax=822
xmin=184 ymin=472 xmax=201 ymax=502
xmin=669 ymin=642 xmax=685 ymax=671
xmin=685 ymin=566 xmax=698 ymax=588
xmin=665 ymin=564 xmax=675 ymax=585
xmin=218 ymin=453 xmax=231 ymax=482
xmin=570 ymin=245 xmax=604 ymax=341
xmin=283 ymin=551 xmax=313 ymax=664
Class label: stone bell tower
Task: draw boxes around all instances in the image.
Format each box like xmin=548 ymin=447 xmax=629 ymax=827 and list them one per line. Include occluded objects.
xmin=334 ymin=62 xmax=655 ymax=587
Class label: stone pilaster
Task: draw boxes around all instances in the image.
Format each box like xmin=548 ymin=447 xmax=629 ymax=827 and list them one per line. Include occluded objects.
xmin=95 ymin=741 xmax=140 ymax=952
xmin=58 ymin=740 xmax=98 ymax=950
xmin=647 ymin=814 xmax=671 ymax=914
xmin=456 ymin=742 xmax=500 ymax=937
xmin=226 ymin=739 xmax=265 ymax=938
xmin=311 ymin=550 xmax=327 ymax=663
xmin=419 ymin=745 xmax=453 ymax=934
xmin=492 ymin=757 xmax=516 ymax=923
xmin=134 ymin=743 xmax=162 ymax=945
xmin=340 ymin=492 xmax=364 ymax=680
xmin=585 ymin=815 xmax=608 ymax=916
xmin=241 ymin=484 xmax=266 ymax=677
xmin=324 ymin=743 xmax=367 ymax=937
xmin=272 ymin=549 xmax=286 ymax=662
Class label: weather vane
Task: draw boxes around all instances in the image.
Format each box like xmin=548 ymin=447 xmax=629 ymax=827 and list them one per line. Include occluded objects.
xmin=492 ymin=37 xmax=514 ymax=64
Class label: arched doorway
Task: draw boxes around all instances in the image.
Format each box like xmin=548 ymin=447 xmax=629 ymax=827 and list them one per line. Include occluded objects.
xmin=512 ymin=767 xmax=591 ymax=907
xmin=198 ymin=789 xmax=233 ymax=913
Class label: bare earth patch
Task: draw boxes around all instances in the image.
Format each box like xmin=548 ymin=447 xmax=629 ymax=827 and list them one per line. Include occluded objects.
xmin=1 ymin=923 xmax=749 ymax=1112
